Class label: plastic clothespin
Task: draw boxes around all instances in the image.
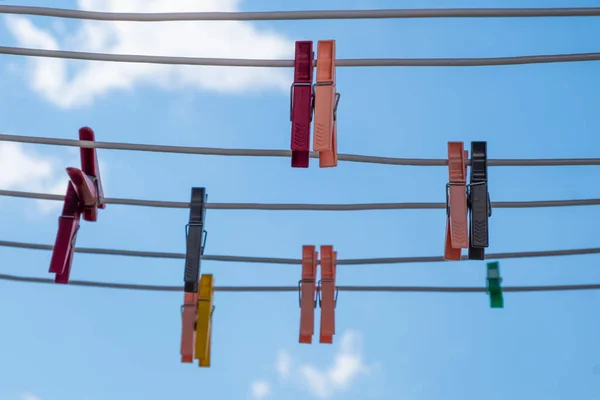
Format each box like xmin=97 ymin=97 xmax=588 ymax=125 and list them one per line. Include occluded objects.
xmin=180 ymin=187 xmax=207 ymax=363
xmin=195 ymin=274 xmax=214 ymax=367
xmin=468 ymin=142 xmax=492 ymax=260
xmin=313 ymin=40 xmax=340 ymax=168
xmin=444 ymin=142 xmax=469 ymax=260
xmin=290 ymin=41 xmax=314 ymax=168
xmin=48 ymin=127 xmax=105 ymax=284
xmin=299 ymin=245 xmax=318 ymax=344
xmin=486 ymin=261 xmax=503 ymax=308
xmin=318 ymin=245 xmax=337 ymax=344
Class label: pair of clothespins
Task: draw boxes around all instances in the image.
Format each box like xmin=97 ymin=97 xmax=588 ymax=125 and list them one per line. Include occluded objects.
xmin=180 ymin=188 xmax=214 ymax=367
xmin=49 ymin=127 xmax=105 ymax=284
xmin=290 ymin=40 xmax=340 ymax=168
xmin=444 ymin=141 xmax=492 ymax=260
xmin=299 ymin=245 xmax=337 ymax=344
xmin=486 ymin=261 xmax=503 ymax=308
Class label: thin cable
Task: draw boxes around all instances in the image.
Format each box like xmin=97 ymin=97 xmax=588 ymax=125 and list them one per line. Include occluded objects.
xmin=1 ymin=240 xmax=599 ymax=264
xmin=2 ymin=6 xmax=600 ymax=21
xmin=1 ymin=46 xmax=600 ymax=68
xmin=1 ymin=189 xmax=600 ymax=211
xmin=1 ymin=134 xmax=599 ymax=167
xmin=1 ymin=273 xmax=598 ymax=293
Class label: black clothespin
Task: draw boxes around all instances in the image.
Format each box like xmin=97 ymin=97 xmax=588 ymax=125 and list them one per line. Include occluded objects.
xmin=184 ymin=187 xmax=208 ymax=293
xmin=468 ymin=142 xmax=492 ymax=260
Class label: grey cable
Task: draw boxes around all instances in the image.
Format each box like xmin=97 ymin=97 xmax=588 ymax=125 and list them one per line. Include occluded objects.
xmin=2 ymin=5 xmax=600 ymax=21
xmin=1 ymin=134 xmax=599 ymax=167
xmin=1 ymin=239 xmax=599 ymax=264
xmin=1 ymin=46 xmax=600 ymax=68
xmin=1 ymin=189 xmax=600 ymax=211
xmin=0 ymin=273 xmax=598 ymax=293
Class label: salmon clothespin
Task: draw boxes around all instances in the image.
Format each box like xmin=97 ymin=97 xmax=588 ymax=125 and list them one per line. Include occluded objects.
xmin=180 ymin=187 xmax=208 ymax=364
xmin=468 ymin=141 xmax=492 ymax=260
xmin=195 ymin=274 xmax=215 ymax=367
xmin=290 ymin=41 xmax=314 ymax=168
xmin=313 ymin=40 xmax=340 ymax=168
xmin=318 ymin=245 xmax=337 ymax=344
xmin=486 ymin=262 xmax=503 ymax=308
xmin=299 ymin=245 xmax=318 ymax=344
xmin=48 ymin=127 xmax=105 ymax=284
xmin=444 ymin=142 xmax=469 ymax=260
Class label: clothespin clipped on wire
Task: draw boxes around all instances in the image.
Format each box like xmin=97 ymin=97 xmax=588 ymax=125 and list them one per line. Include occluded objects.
xmin=180 ymin=187 xmax=208 ymax=365
xmin=195 ymin=274 xmax=215 ymax=367
xmin=444 ymin=142 xmax=468 ymax=260
xmin=318 ymin=245 xmax=337 ymax=344
xmin=313 ymin=40 xmax=340 ymax=168
xmin=468 ymin=141 xmax=492 ymax=260
xmin=299 ymin=245 xmax=318 ymax=343
xmin=48 ymin=127 xmax=105 ymax=284
xmin=290 ymin=41 xmax=314 ymax=168
xmin=486 ymin=261 xmax=503 ymax=308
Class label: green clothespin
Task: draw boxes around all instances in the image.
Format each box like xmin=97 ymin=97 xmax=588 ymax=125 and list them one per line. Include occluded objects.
xmin=486 ymin=261 xmax=503 ymax=308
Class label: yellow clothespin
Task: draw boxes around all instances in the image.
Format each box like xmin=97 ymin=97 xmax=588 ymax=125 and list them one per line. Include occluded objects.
xmin=194 ymin=274 xmax=214 ymax=367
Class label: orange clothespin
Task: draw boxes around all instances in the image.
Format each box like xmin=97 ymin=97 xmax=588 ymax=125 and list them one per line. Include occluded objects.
xmin=180 ymin=291 xmax=198 ymax=363
xmin=313 ymin=40 xmax=340 ymax=168
xmin=299 ymin=245 xmax=318 ymax=344
xmin=444 ymin=142 xmax=469 ymax=260
xmin=319 ymin=245 xmax=337 ymax=344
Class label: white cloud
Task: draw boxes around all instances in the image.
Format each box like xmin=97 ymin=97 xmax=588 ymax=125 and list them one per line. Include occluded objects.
xmin=0 ymin=142 xmax=85 ymax=214
xmin=19 ymin=393 xmax=41 ymax=400
xmin=250 ymin=380 xmax=271 ymax=399
xmin=272 ymin=331 xmax=375 ymax=399
xmin=275 ymin=349 xmax=292 ymax=379
xmin=4 ymin=0 xmax=294 ymax=109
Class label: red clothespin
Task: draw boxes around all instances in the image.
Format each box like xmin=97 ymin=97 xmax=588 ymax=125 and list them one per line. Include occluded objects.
xmin=319 ymin=245 xmax=337 ymax=344
xmin=444 ymin=142 xmax=468 ymax=260
xmin=313 ymin=40 xmax=340 ymax=168
xmin=290 ymin=41 xmax=314 ymax=168
xmin=48 ymin=127 xmax=105 ymax=283
xmin=299 ymin=245 xmax=318 ymax=344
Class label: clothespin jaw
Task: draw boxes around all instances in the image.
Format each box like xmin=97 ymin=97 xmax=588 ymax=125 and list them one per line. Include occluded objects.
xmin=290 ymin=41 xmax=314 ymax=168
xmin=313 ymin=40 xmax=340 ymax=168
xmin=195 ymin=274 xmax=214 ymax=367
xmin=184 ymin=187 xmax=208 ymax=294
xmin=318 ymin=245 xmax=337 ymax=344
xmin=48 ymin=127 xmax=104 ymax=284
xmin=468 ymin=141 xmax=492 ymax=260
xmin=299 ymin=245 xmax=318 ymax=344
xmin=444 ymin=142 xmax=469 ymax=260
xmin=486 ymin=262 xmax=503 ymax=308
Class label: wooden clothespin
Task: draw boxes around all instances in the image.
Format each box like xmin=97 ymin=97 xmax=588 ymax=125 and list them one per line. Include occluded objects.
xmin=299 ymin=245 xmax=318 ymax=344
xmin=313 ymin=40 xmax=340 ymax=168
xmin=290 ymin=41 xmax=314 ymax=168
xmin=468 ymin=142 xmax=492 ymax=260
xmin=444 ymin=142 xmax=468 ymax=260
xmin=195 ymin=274 xmax=214 ymax=367
xmin=49 ymin=127 xmax=105 ymax=284
xmin=319 ymin=245 xmax=337 ymax=344
xmin=180 ymin=187 xmax=207 ymax=364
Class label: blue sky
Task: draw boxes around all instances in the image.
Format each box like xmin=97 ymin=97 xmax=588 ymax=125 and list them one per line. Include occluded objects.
xmin=1 ymin=0 xmax=600 ymax=399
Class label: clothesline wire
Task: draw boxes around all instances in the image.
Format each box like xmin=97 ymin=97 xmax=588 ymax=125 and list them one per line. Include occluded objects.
xmin=1 ymin=134 xmax=600 ymax=167
xmin=1 ymin=273 xmax=599 ymax=293
xmin=2 ymin=5 xmax=600 ymax=21
xmin=2 ymin=189 xmax=600 ymax=211
xmin=2 ymin=47 xmax=600 ymax=68
xmin=1 ymin=240 xmax=599 ymax=264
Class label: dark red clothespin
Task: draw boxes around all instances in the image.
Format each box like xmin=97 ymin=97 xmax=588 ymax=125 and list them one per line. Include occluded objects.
xmin=444 ymin=142 xmax=468 ymax=260
xmin=290 ymin=41 xmax=314 ymax=168
xmin=48 ymin=127 xmax=105 ymax=283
